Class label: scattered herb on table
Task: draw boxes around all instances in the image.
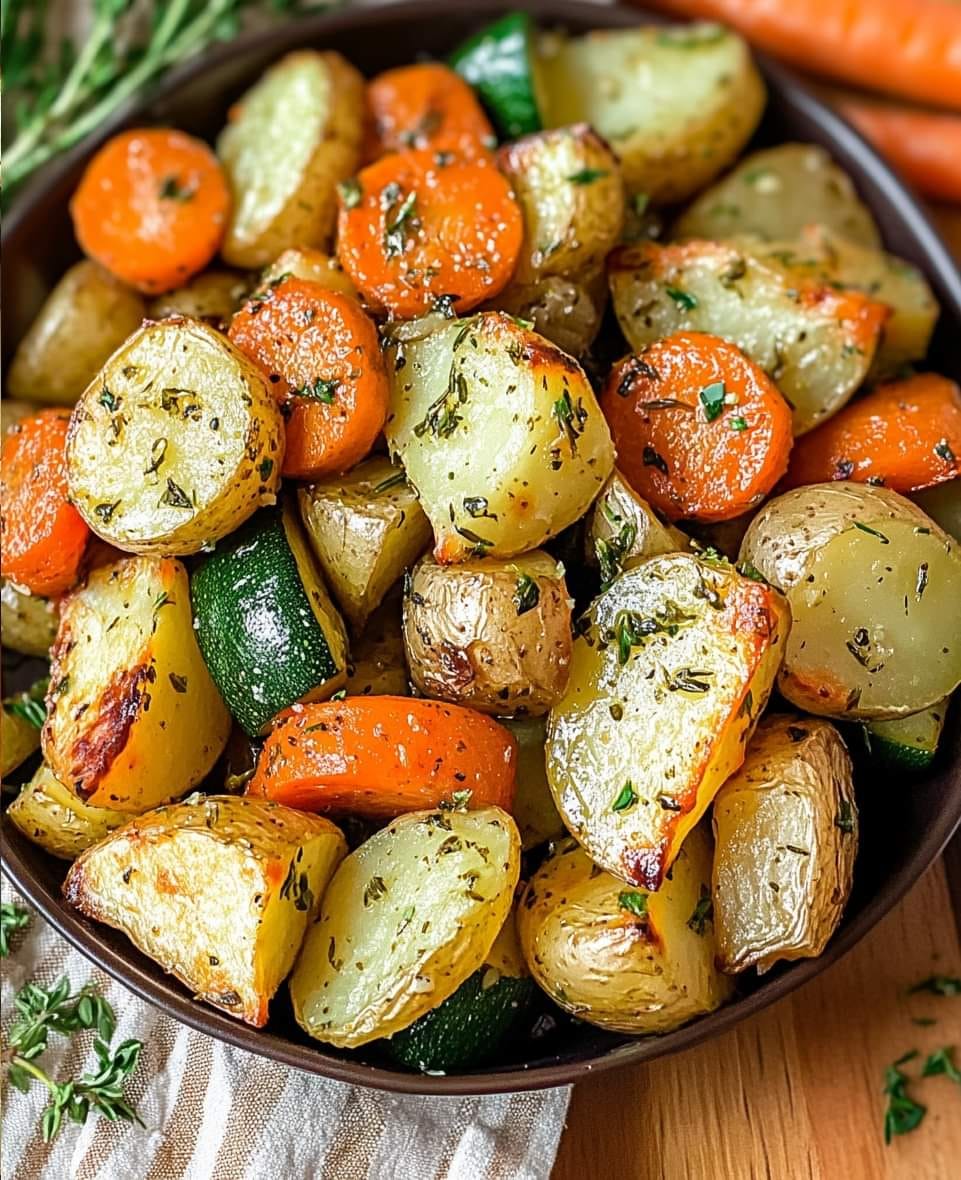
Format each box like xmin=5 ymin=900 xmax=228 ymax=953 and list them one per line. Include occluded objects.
xmin=1 ymin=902 xmax=30 ymax=957
xmin=909 ymin=975 xmax=961 ymax=997
xmin=882 ymin=1051 xmax=926 ymax=1144
xmin=922 ymin=1046 xmax=961 ymax=1087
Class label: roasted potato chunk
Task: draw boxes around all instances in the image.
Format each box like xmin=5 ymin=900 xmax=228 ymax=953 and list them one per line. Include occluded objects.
xmin=485 ymin=273 xmax=605 ymax=357
xmin=547 ymin=553 xmax=789 ymax=889
xmin=539 ymin=24 xmax=765 ymax=205
xmin=260 ymin=247 xmax=359 ymax=299
xmin=2 ymin=696 xmax=42 ymax=779
xmin=673 ymin=143 xmax=881 ymax=248
xmin=403 ymin=550 xmax=572 ymax=716
xmin=497 ymin=124 xmax=625 ymax=284
xmin=290 ymin=806 xmax=521 ymax=1047
xmin=8 ymin=763 xmax=127 ymax=859
xmin=608 ymin=240 xmax=888 ymax=434
xmin=344 ymin=594 xmax=409 ymax=697
xmin=712 ymin=715 xmax=857 ymax=974
xmin=588 ymin=469 xmax=690 ymax=587
xmin=297 ymin=457 xmax=431 ymax=631
xmin=1 ymin=579 xmax=58 ymax=658
xmin=6 ymin=261 xmax=145 ymax=406
xmin=146 ymin=270 xmax=250 ymax=325
xmin=385 ymin=312 xmax=614 ymax=561
xmin=66 ymin=317 xmax=283 ymax=556
xmin=218 ymin=51 xmax=365 ymax=268
xmin=64 ymin=794 xmax=346 ymax=1026
xmin=740 ymin=483 xmax=961 ymax=719
xmin=501 ymin=715 xmax=565 ymax=850
xmin=43 ymin=554 xmax=231 ymax=811
xmin=518 ymin=827 xmax=734 ymax=1033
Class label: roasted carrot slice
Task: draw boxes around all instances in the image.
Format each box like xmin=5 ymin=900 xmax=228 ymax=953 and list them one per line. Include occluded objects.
xmin=0 ymin=409 xmax=90 ymax=596
xmin=70 ymin=128 xmax=230 ymax=294
xmin=336 ymin=148 xmax=522 ymax=318
xmin=600 ymin=332 xmax=794 ymax=523
xmin=229 ymin=277 xmax=388 ymax=480
xmin=784 ymin=373 xmax=961 ymax=493
xmin=247 ymin=697 xmax=517 ymax=819
xmin=366 ymin=62 xmax=495 ymax=158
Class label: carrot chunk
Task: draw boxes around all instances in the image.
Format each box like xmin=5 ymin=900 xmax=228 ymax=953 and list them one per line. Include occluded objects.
xmin=366 ymin=62 xmax=494 ymax=158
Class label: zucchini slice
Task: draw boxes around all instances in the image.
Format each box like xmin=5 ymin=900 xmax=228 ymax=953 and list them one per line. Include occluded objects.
xmin=864 ymin=700 xmax=949 ymax=773
xmin=449 ymin=11 xmax=544 ymax=139
xmin=191 ymin=503 xmax=347 ymax=735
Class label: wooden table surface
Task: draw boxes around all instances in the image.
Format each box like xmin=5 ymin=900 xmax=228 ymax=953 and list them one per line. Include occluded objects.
xmin=556 ymin=206 xmax=961 ymax=1180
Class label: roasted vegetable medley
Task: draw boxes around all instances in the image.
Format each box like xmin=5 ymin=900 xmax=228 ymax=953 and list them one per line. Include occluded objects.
xmin=3 ymin=13 xmax=961 ymax=1075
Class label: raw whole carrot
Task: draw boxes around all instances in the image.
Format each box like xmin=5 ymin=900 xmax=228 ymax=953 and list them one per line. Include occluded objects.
xmin=247 ymin=696 xmax=517 ymax=819
xmin=365 ymin=62 xmax=494 ymax=159
xmin=837 ymin=101 xmax=961 ymax=204
xmin=784 ymin=372 xmax=961 ymax=493
xmin=70 ymin=128 xmax=230 ymax=294
xmin=336 ymin=148 xmax=522 ymax=318
xmin=0 ymin=409 xmax=90 ymax=596
xmin=641 ymin=1 xmax=961 ymax=110
xmin=229 ymin=277 xmax=388 ymax=480
xmin=600 ymin=331 xmax=794 ymax=522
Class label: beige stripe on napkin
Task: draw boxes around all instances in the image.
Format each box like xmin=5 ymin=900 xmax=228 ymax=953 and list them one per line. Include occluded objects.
xmin=0 ymin=880 xmax=571 ymax=1180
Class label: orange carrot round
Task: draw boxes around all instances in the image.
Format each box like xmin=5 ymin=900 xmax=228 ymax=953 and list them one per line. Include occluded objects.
xmin=336 ymin=148 xmax=522 ymax=318
xmin=366 ymin=62 xmax=495 ymax=158
xmin=247 ymin=696 xmax=517 ymax=819
xmin=229 ymin=277 xmax=388 ymax=480
xmin=784 ymin=372 xmax=961 ymax=493
xmin=601 ymin=332 xmax=794 ymax=523
xmin=837 ymin=101 xmax=961 ymax=204
xmin=644 ymin=1 xmax=961 ymax=110
xmin=0 ymin=409 xmax=90 ymax=596
xmin=70 ymin=128 xmax=230 ymax=294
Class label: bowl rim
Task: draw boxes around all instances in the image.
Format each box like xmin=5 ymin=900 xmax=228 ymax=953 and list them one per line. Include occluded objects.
xmin=2 ymin=0 xmax=960 ymax=1097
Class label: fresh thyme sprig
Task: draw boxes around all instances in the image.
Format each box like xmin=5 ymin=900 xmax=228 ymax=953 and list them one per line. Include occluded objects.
xmin=0 ymin=902 xmax=31 ymax=957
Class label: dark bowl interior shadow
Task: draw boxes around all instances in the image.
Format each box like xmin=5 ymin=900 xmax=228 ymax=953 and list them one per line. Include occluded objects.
xmin=2 ymin=0 xmax=960 ymax=1096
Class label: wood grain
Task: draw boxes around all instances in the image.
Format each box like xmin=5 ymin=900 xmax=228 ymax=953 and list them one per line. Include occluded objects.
xmin=554 ymin=859 xmax=961 ymax=1180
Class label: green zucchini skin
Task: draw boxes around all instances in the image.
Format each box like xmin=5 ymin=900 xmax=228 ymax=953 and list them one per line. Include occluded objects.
xmin=190 ymin=506 xmax=344 ymax=735
xmin=863 ymin=701 xmax=948 ymax=773
xmin=449 ymin=11 xmax=543 ymax=140
xmin=388 ymin=967 xmax=534 ymax=1073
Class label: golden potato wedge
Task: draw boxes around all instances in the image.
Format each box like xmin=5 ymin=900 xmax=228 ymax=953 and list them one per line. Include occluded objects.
xmin=2 ymin=693 xmax=43 ymax=779
xmin=497 ymin=124 xmax=625 ymax=284
xmin=64 ymin=794 xmax=346 ymax=1026
xmin=712 ymin=714 xmax=857 ymax=974
xmin=385 ymin=312 xmax=614 ymax=561
xmin=539 ymin=24 xmax=765 ymax=204
xmin=674 ymin=143 xmax=881 ymax=248
xmin=403 ymin=550 xmax=572 ymax=716
xmin=518 ymin=827 xmax=734 ymax=1033
xmin=547 ymin=553 xmax=790 ymax=890
xmin=297 ymin=457 xmax=431 ymax=631
xmin=218 ymin=51 xmax=365 ymax=268
xmin=260 ymin=247 xmax=358 ymax=299
xmin=607 ymin=240 xmax=888 ymax=434
xmin=43 ymin=554 xmax=231 ymax=811
xmin=484 ymin=273 xmax=605 ymax=357
xmin=66 ymin=317 xmax=283 ymax=556
xmin=1 ymin=579 xmax=58 ymax=658
xmin=8 ymin=763 xmax=128 ymax=859
xmin=146 ymin=270 xmax=251 ymax=324
xmin=6 ymin=261 xmax=145 ymax=405
xmin=740 ymin=483 xmax=961 ymax=719
xmin=344 ymin=594 xmax=409 ymax=697
xmin=290 ymin=806 xmax=521 ymax=1048
xmin=500 ymin=715 xmax=565 ymax=850
xmin=588 ymin=469 xmax=690 ymax=587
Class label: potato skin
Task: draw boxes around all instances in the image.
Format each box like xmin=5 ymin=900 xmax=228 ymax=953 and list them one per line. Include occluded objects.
xmin=485 ymin=273 xmax=605 ymax=357
xmin=588 ymin=469 xmax=689 ymax=584
xmin=261 ymin=247 xmax=358 ymax=299
xmin=6 ymin=261 xmax=145 ymax=406
xmin=218 ymin=51 xmax=365 ymax=268
xmin=146 ymin=270 xmax=250 ymax=326
xmin=740 ymin=483 xmax=961 ymax=719
xmin=403 ymin=550 xmax=572 ymax=716
xmin=66 ymin=317 xmax=283 ymax=556
xmin=712 ymin=715 xmax=857 ymax=974
xmin=497 ymin=124 xmax=625 ymax=284
xmin=64 ymin=794 xmax=346 ymax=1026
xmin=518 ymin=828 xmax=734 ymax=1034
xmin=8 ymin=762 xmax=127 ymax=860
xmin=385 ymin=312 xmax=614 ymax=561
xmin=547 ymin=553 xmax=790 ymax=890
xmin=43 ymin=554 xmax=231 ymax=811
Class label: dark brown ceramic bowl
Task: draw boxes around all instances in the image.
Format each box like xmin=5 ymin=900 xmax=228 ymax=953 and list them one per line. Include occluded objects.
xmin=3 ymin=0 xmax=961 ymax=1095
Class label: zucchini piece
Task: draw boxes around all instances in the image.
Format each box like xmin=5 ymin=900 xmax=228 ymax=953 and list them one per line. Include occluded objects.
xmin=449 ymin=11 xmax=543 ymax=139
xmin=864 ymin=700 xmax=949 ymax=772
xmin=191 ymin=503 xmax=348 ymax=735
xmin=388 ymin=908 xmax=533 ymax=1072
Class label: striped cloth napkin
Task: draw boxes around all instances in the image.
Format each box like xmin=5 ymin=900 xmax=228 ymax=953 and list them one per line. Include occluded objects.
xmin=0 ymin=880 xmax=571 ymax=1180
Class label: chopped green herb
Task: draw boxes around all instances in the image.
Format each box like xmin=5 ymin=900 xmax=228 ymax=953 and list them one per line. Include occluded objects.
xmin=297 ymin=378 xmax=338 ymax=403
xmin=935 ymin=438 xmax=956 ymax=464
xmin=567 ymin=168 xmax=609 ymax=185
xmin=258 ymin=458 xmax=273 ymax=482
xmin=464 ymin=495 xmax=496 ymax=520
xmin=595 ymin=520 xmax=638 ymax=590
xmin=383 ymin=186 xmax=419 ymax=259
xmin=853 ymin=521 xmax=890 ymax=544
xmin=372 ymin=470 xmax=407 ymax=494
xmin=922 ymin=1047 xmax=961 ymax=1087
xmin=687 ymin=885 xmax=714 ymax=934
xmin=909 ymin=975 xmax=961 ymax=997
xmin=835 ymin=799 xmax=856 ymax=834
xmin=98 ymin=388 xmax=118 ymax=412
xmin=729 ymin=416 xmax=748 ymax=432
xmin=159 ymin=478 xmax=191 ymax=509
xmin=553 ymin=390 xmax=587 ymax=454
xmin=453 ymin=523 xmax=493 ymax=553
xmin=439 ymin=788 xmax=473 ymax=812
xmin=882 ymin=1055 xmax=926 ymax=1144
xmin=665 ymin=286 xmax=698 ymax=311
xmin=363 ymin=876 xmax=388 ymax=906
xmin=699 ymin=381 xmax=726 ymax=422
xmin=613 ymin=604 xmax=692 ymax=665
xmin=337 ymin=178 xmax=362 ymax=208
xmin=632 ymin=192 xmax=650 ymax=216
xmin=737 ymin=560 xmax=767 ymax=584
xmin=611 ymin=781 xmax=638 ymax=813
xmin=513 ymin=573 xmax=540 ymax=616
xmin=4 ymin=687 xmax=46 ymax=728
xmin=93 ymin=501 xmax=121 ymax=523
xmin=158 ymin=175 xmax=194 ymax=201
xmin=642 ymin=445 xmax=668 ymax=475
xmin=144 ymin=437 xmax=168 ymax=476
xmin=618 ymin=890 xmax=649 ymax=918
